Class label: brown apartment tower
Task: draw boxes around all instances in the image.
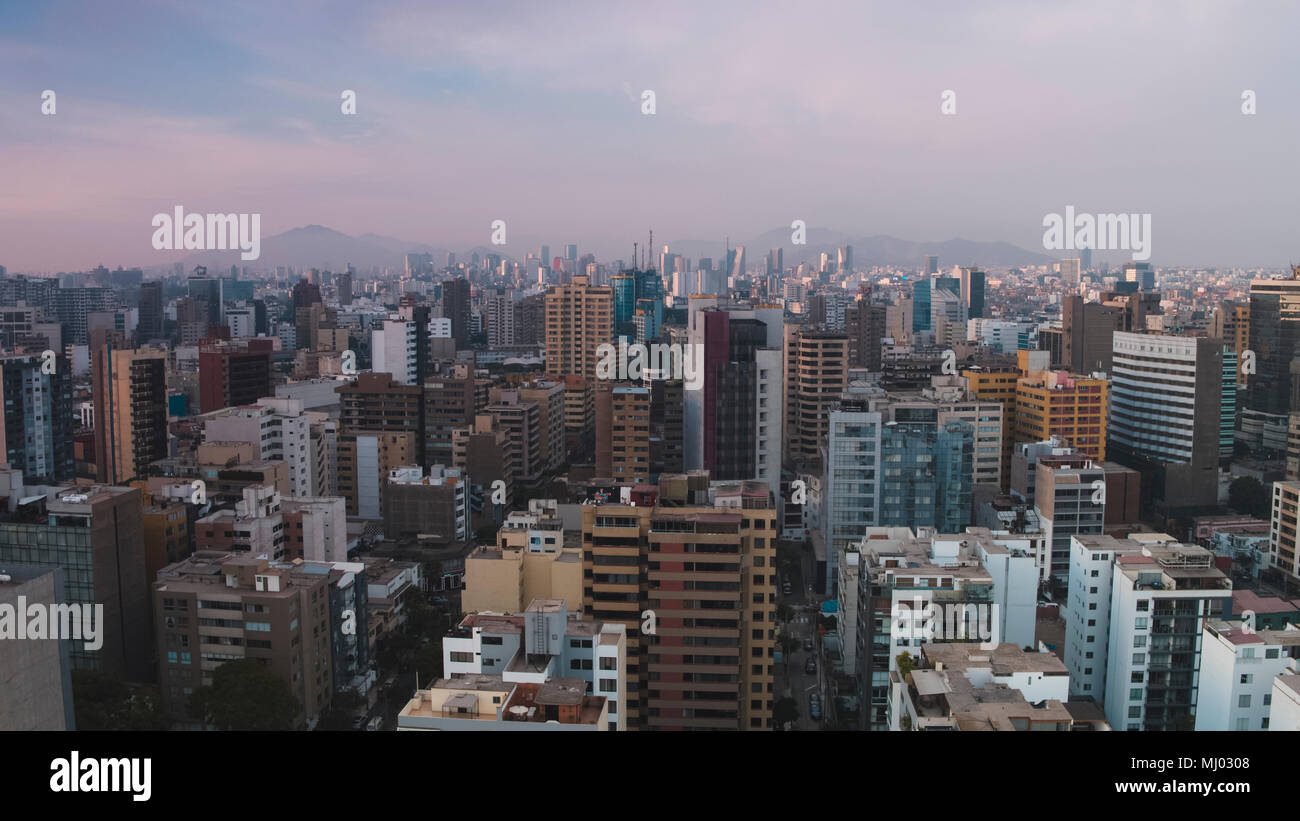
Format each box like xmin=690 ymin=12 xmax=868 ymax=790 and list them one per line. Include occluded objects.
xmin=92 ymin=345 xmax=168 ymax=484
xmin=581 ymin=480 xmax=777 ymax=730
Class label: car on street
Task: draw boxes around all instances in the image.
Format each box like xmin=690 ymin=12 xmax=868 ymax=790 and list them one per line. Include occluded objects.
xmin=803 ymin=637 xmax=814 ymax=652
xmin=782 ymin=583 xmax=792 ymax=596
xmin=804 ymin=656 xmax=816 ymax=674
xmin=808 ymin=694 xmax=822 ymax=720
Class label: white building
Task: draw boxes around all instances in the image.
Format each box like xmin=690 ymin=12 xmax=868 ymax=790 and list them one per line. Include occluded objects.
xmin=1196 ymin=621 xmax=1300 ymax=731
xmin=371 ymin=316 xmax=418 ymax=385
xmin=201 ymin=397 xmax=314 ymax=497
xmin=282 ymin=496 xmax=349 ymax=563
xmin=1065 ymin=534 xmax=1148 ymax=700
xmin=1103 ymin=542 xmax=1233 ymax=731
xmin=1268 ymin=660 xmax=1300 ymax=732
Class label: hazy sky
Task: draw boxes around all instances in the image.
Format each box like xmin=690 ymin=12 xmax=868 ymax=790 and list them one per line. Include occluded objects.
xmin=2 ymin=0 xmax=1298 ymax=271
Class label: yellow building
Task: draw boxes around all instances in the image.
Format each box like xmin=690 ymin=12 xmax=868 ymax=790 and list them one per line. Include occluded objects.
xmin=965 ymin=350 xmax=1108 ymax=483
xmin=462 ymin=507 xmax=583 ymax=613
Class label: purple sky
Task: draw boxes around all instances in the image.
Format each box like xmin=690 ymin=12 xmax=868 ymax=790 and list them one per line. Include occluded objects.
xmin=2 ymin=0 xmax=1298 ymax=271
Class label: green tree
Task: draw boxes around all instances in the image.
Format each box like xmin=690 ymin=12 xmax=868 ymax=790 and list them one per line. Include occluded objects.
xmin=1228 ymin=476 xmax=1270 ymax=519
xmin=896 ymin=651 xmax=917 ymax=681
xmin=188 ymin=659 xmax=301 ymax=730
xmin=71 ymin=670 xmax=169 ymax=730
xmin=774 ymin=697 xmax=799 ymax=729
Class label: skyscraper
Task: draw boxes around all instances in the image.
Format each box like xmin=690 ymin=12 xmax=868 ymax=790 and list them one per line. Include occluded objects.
xmin=92 ymin=346 xmax=168 ymax=484
xmin=1108 ymin=332 xmax=1224 ymax=509
xmin=1248 ymin=266 xmax=1300 ymax=416
xmin=137 ymin=280 xmax=164 ymax=342
xmin=544 ymin=275 xmax=613 ymax=383
xmin=1123 ymin=261 xmax=1155 ymax=291
xmin=0 ymin=353 xmax=75 ymax=483
xmin=442 ymin=277 xmax=472 ymax=348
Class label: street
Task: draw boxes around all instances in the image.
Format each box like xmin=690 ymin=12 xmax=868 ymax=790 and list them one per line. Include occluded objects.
xmin=774 ymin=543 xmax=829 ymax=731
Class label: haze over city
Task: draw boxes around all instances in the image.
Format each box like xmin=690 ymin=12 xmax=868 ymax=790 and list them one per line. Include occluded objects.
xmin=3 ymin=0 xmax=1299 ymax=270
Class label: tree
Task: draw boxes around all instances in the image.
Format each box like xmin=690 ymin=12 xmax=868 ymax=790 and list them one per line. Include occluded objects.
xmin=896 ymin=651 xmax=917 ymax=681
xmin=774 ymin=697 xmax=799 ymax=730
xmin=779 ymin=631 xmax=800 ymax=672
xmin=71 ymin=670 xmax=169 ymax=730
xmin=776 ymin=603 xmax=794 ymax=624
xmin=1228 ymin=476 xmax=1270 ymax=519
xmin=188 ymin=659 xmax=301 ymax=730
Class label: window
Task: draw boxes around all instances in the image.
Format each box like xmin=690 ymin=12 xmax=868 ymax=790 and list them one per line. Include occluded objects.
xmin=1238 ymin=694 xmax=1251 ymax=709
xmin=600 ymin=657 xmax=617 ymax=670
xmin=1240 ymin=674 xmax=1253 ymax=685
xmin=1133 ymin=636 xmax=1147 ymax=648
xmin=450 ymin=652 xmax=474 ymax=663
xmin=1130 ymin=688 xmax=1143 ymax=701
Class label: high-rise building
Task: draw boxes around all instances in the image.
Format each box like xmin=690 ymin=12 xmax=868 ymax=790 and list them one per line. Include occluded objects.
xmin=595 ymin=384 xmax=650 ymax=483
xmin=1103 ymin=542 xmax=1231 ymax=731
xmin=0 ymin=482 xmax=150 ymax=680
xmin=1062 ymin=291 xmax=1161 ymax=374
xmin=1248 ymin=267 xmax=1300 ymax=416
xmin=1210 ymin=300 xmax=1250 ymax=362
xmin=846 ymin=299 xmax=887 ymax=371
xmin=336 ymin=374 xmax=423 ymax=517
xmin=153 ymin=552 xmax=336 ymax=727
xmin=383 ymin=465 xmax=470 ymax=543
xmin=1123 ymin=261 xmax=1156 ymax=291
xmin=93 ymin=346 xmax=167 ymax=484
xmin=0 ymin=353 xmax=74 ymax=483
xmin=685 ymin=300 xmax=783 ymax=489
xmin=1035 ymin=455 xmax=1106 ymax=587
xmin=1109 ymin=332 xmax=1225 ymax=509
xmin=852 ymin=527 xmax=1038 ymax=730
xmin=371 ymin=316 xmax=419 ymax=386
xmin=784 ymin=327 xmax=849 ymax=463
xmin=1059 ymin=259 xmax=1081 ymax=286
xmin=138 ymin=281 xmax=164 ymax=342
xmin=198 ymin=337 xmax=274 ymax=413
xmin=442 ymin=277 xmax=472 ymax=348
xmin=960 ymin=266 xmax=985 ymax=319
xmin=581 ymin=481 xmax=777 ymax=729
xmin=544 ymin=275 xmax=613 ymax=383
xmin=202 ymin=397 xmax=314 ymax=498
xmin=0 ymin=565 xmax=76 ymax=729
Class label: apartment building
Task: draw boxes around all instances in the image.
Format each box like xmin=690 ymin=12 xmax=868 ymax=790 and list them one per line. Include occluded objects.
xmin=595 ymin=383 xmax=651 ymax=483
xmin=581 ymin=480 xmax=779 ymax=729
xmin=544 ymin=275 xmax=612 ymax=383
xmin=382 ymin=465 xmax=470 ymax=544
xmin=416 ymin=598 xmax=626 ymax=731
xmin=0 ymin=565 xmax=76 ymax=730
xmin=463 ymin=504 xmax=581 ymax=613
xmin=784 ymin=326 xmax=850 ymax=464
xmin=202 ymin=397 xmax=314 ymax=498
xmin=1035 ymin=455 xmax=1106 ymax=588
xmin=153 ymin=552 xmax=334 ymax=728
xmin=1064 ymin=534 xmax=1148 ymax=700
xmin=93 ymin=346 xmax=168 ymax=484
xmin=1196 ymin=621 xmax=1300 ymax=731
xmin=0 ymin=480 xmax=150 ymax=679
xmin=1103 ymin=542 xmax=1232 ymax=731
xmin=852 ymin=526 xmax=1038 ymax=730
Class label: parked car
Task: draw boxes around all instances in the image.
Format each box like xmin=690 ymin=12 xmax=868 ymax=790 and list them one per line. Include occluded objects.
xmin=803 ymin=637 xmax=814 ymax=652
xmin=782 ymin=583 xmax=793 ymax=596
xmin=808 ymin=695 xmax=822 ymax=720
xmin=804 ymin=656 xmax=816 ymax=674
